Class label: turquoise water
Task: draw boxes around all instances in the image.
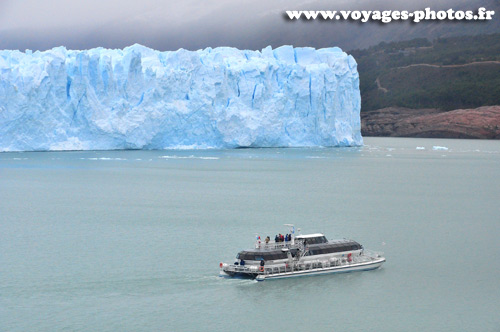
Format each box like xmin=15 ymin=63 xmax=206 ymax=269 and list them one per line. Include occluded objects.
xmin=1 ymin=137 xmax=499 ymax=331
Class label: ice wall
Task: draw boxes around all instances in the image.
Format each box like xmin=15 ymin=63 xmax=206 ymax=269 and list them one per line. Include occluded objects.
xmin=0 ymin=44 xmax=362 ymax=151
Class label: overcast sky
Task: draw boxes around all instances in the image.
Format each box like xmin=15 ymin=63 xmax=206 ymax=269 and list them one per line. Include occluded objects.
xmin=0 ymin=0 xmax=293 ymax=50
xmin=0 ymin=0 xmax=495 ymax=51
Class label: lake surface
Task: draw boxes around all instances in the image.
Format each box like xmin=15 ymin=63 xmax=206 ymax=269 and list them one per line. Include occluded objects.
xmin=1 ymin=137 xmax=499 ymax=331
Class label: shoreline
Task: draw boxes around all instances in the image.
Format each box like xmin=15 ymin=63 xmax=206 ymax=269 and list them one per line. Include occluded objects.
xmin=361 ymin=105 xmax=500 ymax=139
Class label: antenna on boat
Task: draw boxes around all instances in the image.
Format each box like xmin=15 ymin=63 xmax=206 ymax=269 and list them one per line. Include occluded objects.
xmin=284 ymin=224 xmax=295 ymax=245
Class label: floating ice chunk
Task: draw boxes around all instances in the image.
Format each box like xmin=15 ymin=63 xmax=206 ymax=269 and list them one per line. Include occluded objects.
xmin=84 ymin=157 xmax=127 ymax=161
xmin=159 ymin=155 xmax=219 ymax=160
xmin=416 ymin=147 xmax=425 ymax=150
xmin=433 ymin=146 xmax=449 ymax=151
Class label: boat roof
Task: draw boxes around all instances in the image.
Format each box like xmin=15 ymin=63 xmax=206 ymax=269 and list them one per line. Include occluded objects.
xmin=295 ymin=233 xmax=325 ymax=239
xmin=240 ymin=239 xmax=361 ymax=254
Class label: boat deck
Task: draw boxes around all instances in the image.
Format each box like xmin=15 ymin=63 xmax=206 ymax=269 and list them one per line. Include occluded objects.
xmin=221 ymin=250 xmax=385 ymax=281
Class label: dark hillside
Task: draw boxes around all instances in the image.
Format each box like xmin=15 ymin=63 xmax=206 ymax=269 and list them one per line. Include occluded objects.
xmin=351 ymin=34 xmax=500 ymax=112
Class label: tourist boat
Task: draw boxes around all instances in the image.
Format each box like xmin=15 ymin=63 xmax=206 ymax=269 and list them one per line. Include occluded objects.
xmin=219 ymin=225 xmax=385 ymax=281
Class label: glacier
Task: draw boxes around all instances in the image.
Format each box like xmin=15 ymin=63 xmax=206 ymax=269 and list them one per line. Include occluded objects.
xmin=0 ymin=44 xmax=362 ymax=151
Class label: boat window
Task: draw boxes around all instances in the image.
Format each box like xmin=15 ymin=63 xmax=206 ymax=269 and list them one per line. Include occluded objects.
xmin=239 ymin=253 xmax=255 ymax=261
xmin=338 ymin=245 xmax=349 ymax=252
xmin=306 ymin=238 xmax=316 ymax=245
xmin=237 ymin=251 xmax=288 ymax=261
xmin=304 ymin=241 xmax=362 ymax=255
xmin=274 ymin=252 xmax=288 ymax=260
xmin=305 ymin=236 xmax=328 ymax=245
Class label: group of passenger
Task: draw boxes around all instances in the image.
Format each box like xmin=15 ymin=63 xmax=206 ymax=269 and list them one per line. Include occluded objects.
xmin=262 ymin=234 xmax=292 ymax=245
xmin=274 ymin=233 xmax=292 ymax=242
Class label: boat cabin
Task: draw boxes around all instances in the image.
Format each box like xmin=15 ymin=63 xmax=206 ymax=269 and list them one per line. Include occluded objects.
xmin=295 ymin=233 xmax=328 ymax=245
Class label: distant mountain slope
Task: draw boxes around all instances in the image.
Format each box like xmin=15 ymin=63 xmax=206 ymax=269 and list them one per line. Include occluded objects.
xmin=351 ymin=34 xmax=500 ymax=112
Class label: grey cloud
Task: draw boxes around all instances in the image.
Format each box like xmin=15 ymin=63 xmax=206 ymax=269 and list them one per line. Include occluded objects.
xmin=0 ymin=0 xmax=497 ymax=52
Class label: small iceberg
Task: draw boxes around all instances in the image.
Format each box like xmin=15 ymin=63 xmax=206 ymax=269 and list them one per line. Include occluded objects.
xmin=159 ymin=155 xmax=219 ymax=160
xmin=432 ymin=146 xmax=449 ymax=151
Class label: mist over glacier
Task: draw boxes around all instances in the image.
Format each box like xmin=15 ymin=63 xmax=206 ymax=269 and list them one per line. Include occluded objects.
xmin=0 ymin=44 xmax=362 ymax=151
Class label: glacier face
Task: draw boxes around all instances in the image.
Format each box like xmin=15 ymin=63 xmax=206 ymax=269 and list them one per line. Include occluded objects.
xmin=0 ymin=44 xmax=362 ymax=151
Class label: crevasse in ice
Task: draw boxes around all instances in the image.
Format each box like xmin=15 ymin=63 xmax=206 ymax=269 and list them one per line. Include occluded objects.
xmin=0 ymin=44 xmax=362 ymax=151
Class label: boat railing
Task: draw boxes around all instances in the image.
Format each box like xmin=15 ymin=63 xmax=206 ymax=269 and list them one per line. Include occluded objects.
xmin=259 ymin=251 xmax=384 ymax=276
xmin=261 ymin=259 xmax=337 ymax=275
xmin=256 ymin=241 xmax=298 ymax=250
xmin=363 ymin=249 xmax=384 ymax=259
